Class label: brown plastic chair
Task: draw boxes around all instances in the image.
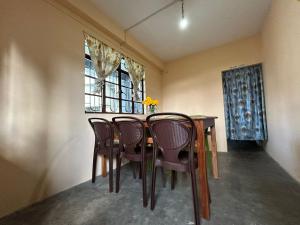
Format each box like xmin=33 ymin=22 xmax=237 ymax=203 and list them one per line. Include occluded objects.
xmin=88 ymin=118 xmax=118 ymax=192
xmin=146 ymin=112 xmax=201 ymax=225
xmin=112 ymin=116 xmax=152 ymax=207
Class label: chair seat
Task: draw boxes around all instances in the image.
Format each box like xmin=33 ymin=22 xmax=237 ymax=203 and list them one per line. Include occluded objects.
xmin=98 ymin=141 xmax=120 ymax=156
xmin=156 ymin=150 xmax=198 ymax=172
xmin=124 ymin=146 xmax=153 ymax=161
xmin=178 ymin=151 xmax=198 ymax=165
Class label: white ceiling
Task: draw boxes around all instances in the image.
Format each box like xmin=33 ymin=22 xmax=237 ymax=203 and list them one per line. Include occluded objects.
xmin=90 ymin=0 xmax=272 ymax=61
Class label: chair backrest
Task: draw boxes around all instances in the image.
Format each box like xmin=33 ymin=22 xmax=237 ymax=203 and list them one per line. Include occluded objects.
xmin=146 ymin=113 xmax=196 ymax=164
xmin=112 ymin=116 xmax=145 ymax=155
xmin=88 ymin=118 xmax=114 ymax=151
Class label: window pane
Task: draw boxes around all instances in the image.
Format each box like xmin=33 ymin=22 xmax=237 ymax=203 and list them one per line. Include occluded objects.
xmin=134 ymin=102 xmax=143 ymax=114
xmin=121 ymin=73 xmax=131 ymax=88
xmin=85 ymin=77 xmax=90 ymax=93
xmin=106 ymin=82 xmax=119 ymax=98
xmin=84 ymin=59 xmax=91 ymax=76
xmin=84 ymin=58 xmax=97 ymax=78
xmin=122 ymin=100 xmax=132 ymax=113
xmin=121 ymin=86 xmax=132 ymax=100
xmin=106 ymin=70 xmax=118 ymax=84
xmin=85 ymin=77 xmax=98 ymax=94
xmin=106 ymin=98 xmax=119 ymax=113
xmin=121 ymin=58 xmax=128 ymax=72
xmin=85 ymin=95 xmax=101 ymax=112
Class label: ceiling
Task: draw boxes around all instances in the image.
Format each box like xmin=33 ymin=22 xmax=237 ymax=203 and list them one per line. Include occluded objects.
xmin=89 ymin=0 xmax=272 ymax=61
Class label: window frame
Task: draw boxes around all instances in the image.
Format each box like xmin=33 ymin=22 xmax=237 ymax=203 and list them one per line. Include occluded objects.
xmin=84 ymin=53 xmax=145 ymax=114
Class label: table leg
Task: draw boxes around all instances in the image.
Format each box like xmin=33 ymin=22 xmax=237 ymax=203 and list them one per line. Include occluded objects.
xmin=210 ymin=125 xmax=219 ymax=179
xmin=101 ymin=156 xmax=107 ymax=177
xmin=195 ymin=121 xmax=210 ymax=220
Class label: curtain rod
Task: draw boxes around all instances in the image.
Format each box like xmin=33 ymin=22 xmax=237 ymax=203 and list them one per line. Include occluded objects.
xmin=222 ymin=63 xmax=263 ymax=73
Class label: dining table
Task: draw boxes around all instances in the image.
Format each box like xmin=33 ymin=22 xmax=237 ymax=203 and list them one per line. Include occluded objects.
xmin=100 ymin=115 xmax=219 ymax=220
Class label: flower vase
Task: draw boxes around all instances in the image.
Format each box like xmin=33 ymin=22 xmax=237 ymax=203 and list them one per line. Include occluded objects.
xmin=148 ymin=105 xmax=156 ymax=115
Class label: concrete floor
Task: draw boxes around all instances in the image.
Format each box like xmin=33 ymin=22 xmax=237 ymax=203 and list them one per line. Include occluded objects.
xmin=1 ymin=152 xmax=300 ymax=225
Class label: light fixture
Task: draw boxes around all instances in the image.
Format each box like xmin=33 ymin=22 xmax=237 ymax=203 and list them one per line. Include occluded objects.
xmin=179 ymin=0 xmax=188 ymax=30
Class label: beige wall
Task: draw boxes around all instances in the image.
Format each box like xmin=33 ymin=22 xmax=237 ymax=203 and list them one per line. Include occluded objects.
xmin=1 ymin=0 xmax=299 ymax=219
xmin=262 ymin=0 xmax=300 ymax=182
xmin=162 ymin=35 xmax=262 ymax=152
xmin=0 ymin=0 xmax=163 ymax=217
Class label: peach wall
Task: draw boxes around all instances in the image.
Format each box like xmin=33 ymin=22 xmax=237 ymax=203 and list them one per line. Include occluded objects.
xmin=262 ymin=0 xmax=300 ymax=182
xmin=162 ymin=35 xmax=262 ymax=152
xmin=0 ymin=0 xmax=163 ymax=217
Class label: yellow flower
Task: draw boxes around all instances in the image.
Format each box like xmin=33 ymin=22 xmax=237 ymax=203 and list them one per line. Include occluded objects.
xmin=152 ymin=99 xmax=159 ymax=105
xmin=143 ymin=96 xmax=152 ymax=106
xmin=142 ymin=96 xmax=159 ymax=106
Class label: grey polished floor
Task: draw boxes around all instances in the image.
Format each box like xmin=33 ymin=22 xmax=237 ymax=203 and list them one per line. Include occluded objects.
xmin=1 ymin=152 xmax=300 ymax=225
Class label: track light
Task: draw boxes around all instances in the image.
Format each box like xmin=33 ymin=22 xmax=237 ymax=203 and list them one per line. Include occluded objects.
xmin=179 ymin=0 xmax=188 ymax=30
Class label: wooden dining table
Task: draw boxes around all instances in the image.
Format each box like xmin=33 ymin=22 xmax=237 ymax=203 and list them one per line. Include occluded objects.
xmin=101 ymin=115 xmax=219 ymax=220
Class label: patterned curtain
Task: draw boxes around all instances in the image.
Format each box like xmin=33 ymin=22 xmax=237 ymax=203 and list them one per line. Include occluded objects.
xmin=222 ymin=64 xmax=268 ymax=140
xmin=84 ymin=33 xmax=121 ymax=94
xmin=124 ymin=57 xmax=145 ymax=101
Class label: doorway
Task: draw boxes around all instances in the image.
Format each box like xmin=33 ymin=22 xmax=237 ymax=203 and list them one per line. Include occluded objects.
xmin=222 ymin=64 xmax=268 ymax=151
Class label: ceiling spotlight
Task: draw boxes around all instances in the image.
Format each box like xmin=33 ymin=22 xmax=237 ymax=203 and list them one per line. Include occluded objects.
xmin=179 ymin=0 xmax=188 ymax=30
xmin=179 ymin=17 xmax=188 ymax=29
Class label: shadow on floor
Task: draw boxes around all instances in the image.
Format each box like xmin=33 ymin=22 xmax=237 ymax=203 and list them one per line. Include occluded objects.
xmin=227 ymin=140 xmax=264 ymax=152
xmin=0 ymin=152 xmax=300 ymax=225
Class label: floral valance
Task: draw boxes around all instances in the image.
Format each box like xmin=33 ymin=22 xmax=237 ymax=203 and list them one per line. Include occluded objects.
xmin=84 ymin=32 xmax=145 ymax=101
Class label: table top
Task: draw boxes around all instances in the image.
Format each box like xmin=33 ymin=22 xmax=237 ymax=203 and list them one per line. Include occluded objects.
xmin=189 ymin=115 xmax=218 ymax=119
xmin=138 ymin=114 xmax=218 ymax=121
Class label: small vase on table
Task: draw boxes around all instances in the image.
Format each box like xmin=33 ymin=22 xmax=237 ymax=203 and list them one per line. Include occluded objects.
xmin=143 ymin=96 xmax=159 ymax=115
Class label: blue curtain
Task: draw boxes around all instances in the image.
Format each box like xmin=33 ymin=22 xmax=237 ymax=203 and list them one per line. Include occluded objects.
xmin=222 ymin=64 xmax=267 ymax=140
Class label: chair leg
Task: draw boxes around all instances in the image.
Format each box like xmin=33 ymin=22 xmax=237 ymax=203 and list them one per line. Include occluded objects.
xmin=160 ymin=168 xmax=166 ymax=188
xmin=208 ymin=182 xmax=211 ymax=204
xmin=142 ymin=160 xmax=147 ymax=207
xmin=131 ymin=162 xmax=137 ymax=179
xmin=92 ymin=150 xmax=97 ymax=183
xmin=108 ymin=152 xmax=113 ymax=193
xmin=190 ymin=167 xmax=201 ymax=225
xmin=138 ymin=162 xmax=142 ymax=179
xmin=151 ymin=165 xmax=157 ymax=210
xmin=171 ymin=170 xmax=176 ymax=190
xmin=116 ymin=154 xmax=121 ymax=193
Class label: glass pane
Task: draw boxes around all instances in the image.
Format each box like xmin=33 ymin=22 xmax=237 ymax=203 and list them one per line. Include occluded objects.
xmin=84 ymin=59 xmax=91 ymax=76
xmin=90 ymin=78 xmax=97 ymax=94
xmin=105 ymin=82 xmax=119 ymax=98
xmin=84 ymin=58 xmax=97 ymax=78
xmin=85 ymin=77 xmax=90 ymax=93
xmin=121 ymin=58 xmax=128 ymax=72
xmin=122 ymin=100 xmax=132 ymax=113
xmin=121 ymin=73 xmax=131 ymax=88
xmin=106 ymin=70 xmax=118 ymax=84
xmin=85 ymin=95 xmax=101 ymax=112
xmin=106 ymin=98 xmax=119 ymax=113
xmin=85 ymin=77 xmax=97 ymax=94
xmin=121 ymin=86 xmax=132 ymax=100
xmin=134 ymin=102 xmax=143 ymax=114
xmin=91 ymin=66 xmax=97 ymax=78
